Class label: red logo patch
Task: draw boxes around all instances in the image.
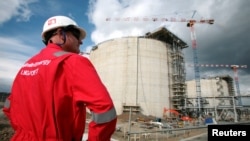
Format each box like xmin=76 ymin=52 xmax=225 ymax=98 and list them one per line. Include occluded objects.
xmin=48 ymin=18 xmax=56 ymax=25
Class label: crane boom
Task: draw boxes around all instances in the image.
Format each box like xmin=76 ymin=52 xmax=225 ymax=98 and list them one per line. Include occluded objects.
xmin=106 ymin=17 xmax=214 ymax=24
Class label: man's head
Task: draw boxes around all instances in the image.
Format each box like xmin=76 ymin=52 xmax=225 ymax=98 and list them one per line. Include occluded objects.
xmin=41 ymin=16 xmax=86 ymax=53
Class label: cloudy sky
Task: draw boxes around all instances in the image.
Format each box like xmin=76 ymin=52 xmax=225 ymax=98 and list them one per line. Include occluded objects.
xmin=0 ymin=0 xmax=250 ymax=97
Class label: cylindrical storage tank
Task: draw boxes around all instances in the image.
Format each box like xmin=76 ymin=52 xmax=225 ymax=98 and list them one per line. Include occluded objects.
xmin=186 ymin=77 xmax=232 ymax=108
xmin=89 ymin=37 xmax=170 ymax=117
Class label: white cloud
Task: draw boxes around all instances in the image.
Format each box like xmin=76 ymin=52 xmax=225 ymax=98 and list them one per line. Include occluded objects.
xmin=87 ymin=0 xmax=250 ymax=94
xmin=0 ymin=0 xmax=37 ymax=24
xmin=87 ymin=0 xmax=220 ymax=44
xmin=88 ymin=0 xmax=181 ymax=44
xmin=0 ymin=37 xmax=39 ymax=92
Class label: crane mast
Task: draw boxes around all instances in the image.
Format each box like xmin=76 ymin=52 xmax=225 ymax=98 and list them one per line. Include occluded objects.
xmin=188 ymin=22 xmax=202 ymax=117
xmin=186 ymin=10 xmax=214 ymax=119
xmin=231 ymin=65 xmax=242 ymax=106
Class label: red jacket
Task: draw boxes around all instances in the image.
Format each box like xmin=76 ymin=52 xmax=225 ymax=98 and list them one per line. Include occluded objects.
xmin=3 ymin=44 xmax=117 ymax=141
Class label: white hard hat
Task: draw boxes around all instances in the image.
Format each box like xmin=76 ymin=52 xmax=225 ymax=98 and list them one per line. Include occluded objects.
xmin=41 ymin=15 xmax=86 ymax=41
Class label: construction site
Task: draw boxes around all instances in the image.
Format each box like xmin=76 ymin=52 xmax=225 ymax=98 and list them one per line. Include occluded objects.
xmin=1 ymin=17 xmax=250 ymax=141
xmin=90 ymin=26 xmax=250 ymax=117
xmin=86 ymin=18 xmax=250 ymax=140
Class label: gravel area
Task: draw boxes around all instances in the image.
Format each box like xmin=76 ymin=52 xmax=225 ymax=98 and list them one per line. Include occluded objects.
xmin=0 ymin=108 xmax=207 ymax=141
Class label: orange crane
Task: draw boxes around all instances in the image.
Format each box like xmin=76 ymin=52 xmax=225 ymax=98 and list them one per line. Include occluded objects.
xmin=163 ymin=107 xmax=192 ymax=121
xmin=188 ymin=64 xmax=247 ymax=106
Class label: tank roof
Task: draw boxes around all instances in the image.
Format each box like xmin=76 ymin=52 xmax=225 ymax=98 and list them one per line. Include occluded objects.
xmin=145 ymin=27 xmax=188 ymax=49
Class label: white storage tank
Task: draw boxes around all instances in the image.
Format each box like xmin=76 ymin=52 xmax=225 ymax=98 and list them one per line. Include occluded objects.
xmin=89 ymin=27 xmax=187 ymax=117
xmin=186 ymin=75 xmax=235 ymax=109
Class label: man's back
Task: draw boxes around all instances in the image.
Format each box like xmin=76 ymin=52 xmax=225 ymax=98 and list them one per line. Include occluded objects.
xmin=6 ymin=45 xmax=85 ymax=140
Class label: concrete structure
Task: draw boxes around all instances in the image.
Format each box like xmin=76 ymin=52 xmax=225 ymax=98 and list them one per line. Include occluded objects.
xmin=185 ymin=75 xmax=245 ymax=121
xmin=89 ymin=27 xmax=187 ymax=117
xmin=186 ymin=75 xmax=235 ymax=109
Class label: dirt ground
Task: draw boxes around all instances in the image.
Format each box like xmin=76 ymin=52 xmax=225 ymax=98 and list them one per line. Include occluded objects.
xmin=0 ymin=112 xmax=14 ymax=141
xmin=111 ymin=113 xmax=207 ymax=141
xmin=0 ymin=109 xmax=206 ymax=141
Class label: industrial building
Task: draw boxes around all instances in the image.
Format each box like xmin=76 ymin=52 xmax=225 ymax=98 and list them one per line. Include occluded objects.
xmin=89 ymin=27 xmax=187 ymax=118
xmin=186 ymin=75 xmax=234 ymax=109
xmin=186 ymin=75 xmax=250 ymax=121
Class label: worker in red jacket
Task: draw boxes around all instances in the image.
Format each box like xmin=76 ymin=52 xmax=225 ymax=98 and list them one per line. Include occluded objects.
xmin=3 ymin=15 xmax=117 ymax=141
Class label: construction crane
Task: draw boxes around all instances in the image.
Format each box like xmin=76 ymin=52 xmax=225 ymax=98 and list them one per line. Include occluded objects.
xmin=231 ymin=65 xmax=243 ymax=105
xmin=186 ymin=11 xmax=214 ymax=119
xmin=188 ymin=64 xmax=247 ymax=106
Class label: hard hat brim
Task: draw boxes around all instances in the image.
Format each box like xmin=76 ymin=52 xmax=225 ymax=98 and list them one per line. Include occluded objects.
xmin=76 ymin=27 xmax=86 ymax=40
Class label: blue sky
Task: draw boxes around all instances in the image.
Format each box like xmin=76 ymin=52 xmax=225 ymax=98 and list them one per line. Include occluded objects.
xmin=0 ymin=0 xmax=94 ymax=92
xmin=1 ymin=0 xmax=250 ymax=99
